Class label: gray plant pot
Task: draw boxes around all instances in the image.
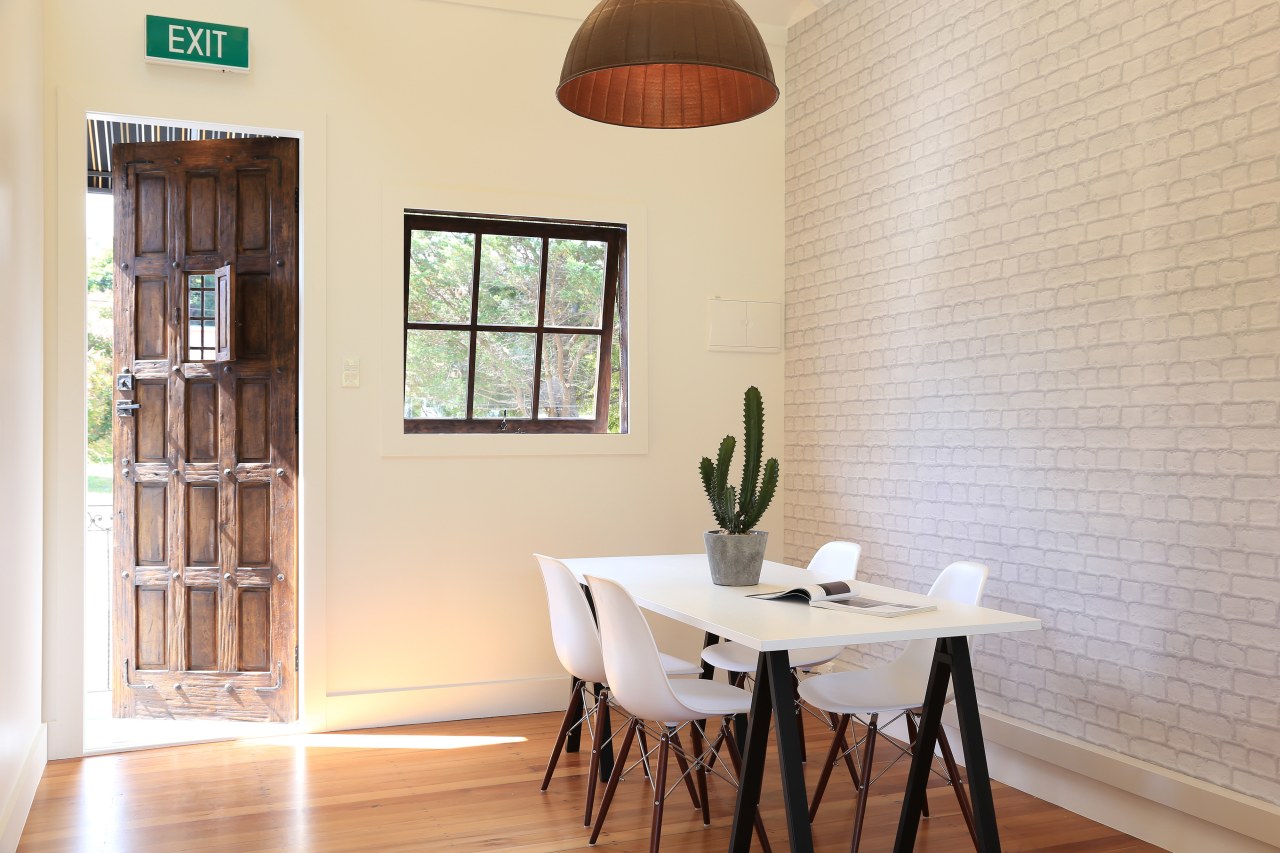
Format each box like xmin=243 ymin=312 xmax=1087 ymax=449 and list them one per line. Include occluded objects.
xmin=704 ymin=530 xmax=768 ymax=586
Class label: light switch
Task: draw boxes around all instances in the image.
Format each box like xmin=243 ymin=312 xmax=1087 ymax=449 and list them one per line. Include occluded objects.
xmin=341 ymin=358 xmax=361 ymax=388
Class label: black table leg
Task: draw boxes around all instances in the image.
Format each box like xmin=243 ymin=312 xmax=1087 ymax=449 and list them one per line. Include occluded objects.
xmin=594 ymin=681 xmax=613 ymax=782
xmin=765 ymin=650 xmax=813 ymax=851
xmin=700 ymin=631 xmax=721 ymax=681
xmin=728 ymin=650 xmax=815 ymax=853
xmin=947 ymin=636 xmax=1001 ymax=851
xmin=894 ymin=637 xmax=1002 ymax=853
xmin=565 ymin=678 xmax=583 ymax=754
xmin=728 ymin=651 xmax=774 ymax=853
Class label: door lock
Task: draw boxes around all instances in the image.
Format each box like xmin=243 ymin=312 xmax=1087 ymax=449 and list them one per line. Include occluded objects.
xmin=115 ymin=400 xmax=140 ymax=417
xmin=116 ymin=372 xmax=134 ymax=391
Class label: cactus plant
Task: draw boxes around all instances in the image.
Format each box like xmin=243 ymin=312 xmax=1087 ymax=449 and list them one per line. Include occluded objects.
xmin=699 ymin=386 xmax=779 ymax=534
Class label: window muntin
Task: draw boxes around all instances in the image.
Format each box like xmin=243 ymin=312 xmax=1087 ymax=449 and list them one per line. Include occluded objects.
xmin=402 ymin=212 xmax=626 ymax=434
xmin=186 ymin=273 xmax=217 ymax=361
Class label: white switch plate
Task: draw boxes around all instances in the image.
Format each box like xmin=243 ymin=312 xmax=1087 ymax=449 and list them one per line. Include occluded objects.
xmin=707 ymin=298 xmax=782 ymax=351
xmin=341 ymin=358 xmax=361 ymax=388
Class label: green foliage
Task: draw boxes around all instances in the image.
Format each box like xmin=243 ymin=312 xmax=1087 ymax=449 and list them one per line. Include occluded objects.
xmin=699 ymin=387 xmax=779 ymax=533
xmin=404 ymin=229 xmax=623 ymax=429
xmin=86 ymin=245 xmax=114 ymax=463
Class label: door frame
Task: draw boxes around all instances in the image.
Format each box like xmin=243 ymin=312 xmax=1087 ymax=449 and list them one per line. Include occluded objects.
xmin=47 ymin=104 xmax=329 ymax=758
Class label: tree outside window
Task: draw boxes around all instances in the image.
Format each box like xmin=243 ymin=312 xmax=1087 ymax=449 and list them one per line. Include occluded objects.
xmin=403 ymin=212 xmax=626 ymax=434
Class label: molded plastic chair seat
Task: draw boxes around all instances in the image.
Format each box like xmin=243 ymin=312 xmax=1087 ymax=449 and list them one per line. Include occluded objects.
xmin=701 ymin=640 xmax=845 ymax=673
xmin=798 ymin=560 xmax=990 ymax=853
xmin=586 ymin=574 xmax=771 ymax=852
xmin=797 ymin=663 xmax=928 ymax=715
xmin=533 ymin=553 xmax=700 ymax=828
xmin=668 ymin=678 xmax=754 ymax=718
xmin=658 ymin=652 xmax=703 ymax=677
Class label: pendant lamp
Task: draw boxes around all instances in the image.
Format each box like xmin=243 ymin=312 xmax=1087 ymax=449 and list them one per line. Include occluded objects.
xmin=557 ymin=0 xmax=779 ymax=129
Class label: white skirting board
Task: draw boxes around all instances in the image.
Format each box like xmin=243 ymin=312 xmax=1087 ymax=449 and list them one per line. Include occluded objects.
xmin=0 ymin=724 xmax=46 ymax=853
xmin=944 ymin=709 xmax=1280 ymax=853
xmin=325 ymin=675 xmax=570 ymax=732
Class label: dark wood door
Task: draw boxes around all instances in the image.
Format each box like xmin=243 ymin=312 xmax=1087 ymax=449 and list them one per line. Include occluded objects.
xmin=111 ymin=137 xmax=298 ymax=722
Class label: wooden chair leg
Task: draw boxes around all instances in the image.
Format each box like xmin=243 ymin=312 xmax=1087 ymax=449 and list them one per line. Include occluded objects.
xmin=669 ymin=731 xmax=702 ymax=810
xmin=589 ymin=718 xmax=638 ymax=845
xmin=832 ymin=712 xmax=861 ymax=786
xmin=722 ymin=722 xmax=772 ymax=853
xmin=689 ymin=721 xmax=712 ymax=826
xmin=850 ymin=714 xmax=878 ymax=853
xmin=937 ymin=724 xmax=979 ymax=850
xmin=905 ymin=712 xmax=930 ymax=818
xmin=650 ymin=731 xmax=671 ymax=853
xmin=540 ymin=677 xmax=583 ymax=791
xmin=584 ymin=693 xmax=608 ymax=826
xmin=809 ymin=713 xmax=851 ymax=821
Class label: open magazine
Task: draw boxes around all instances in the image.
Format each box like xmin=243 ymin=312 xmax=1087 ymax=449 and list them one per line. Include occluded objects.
xmin=808 ymin=596 xmax=936 ymax=617
xmin=747 ymin=581 xmax=856 ymax=605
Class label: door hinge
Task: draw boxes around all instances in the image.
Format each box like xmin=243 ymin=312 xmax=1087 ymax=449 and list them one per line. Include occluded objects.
xmin=294 ymin=187 xmax=299 ymax=214
xmin=294 ymin=645 xmax=299 ymax=672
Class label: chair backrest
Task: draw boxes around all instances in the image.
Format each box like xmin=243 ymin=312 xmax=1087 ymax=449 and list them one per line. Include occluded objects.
xmin=806 ymin=540 xmax=862 ymax=582
xmin=892 ymin=560 xmax=990 ymax=681
xmin=586 ymin=575 xmax=696 ymax=724
xmin=534 ymin=554 xmax=607 ymax=685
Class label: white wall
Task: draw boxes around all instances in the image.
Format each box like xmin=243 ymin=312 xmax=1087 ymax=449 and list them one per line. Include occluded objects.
xmin=43 ymin=0 xmax=785 ymax=749
xmin=0 ymin=0 xmax=46 ymax=847
xmin=786 ymin=0 xmax=1279 ymax=812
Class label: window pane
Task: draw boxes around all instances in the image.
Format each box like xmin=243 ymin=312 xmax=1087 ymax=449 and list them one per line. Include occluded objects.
xmin=539 ymin=334 xmax=600 ymax=420
xmin=473 ymin=332 xmax=535 ymax=419
xmin=408 ymin=230 xmax=475 ymax=325
xmin=545 ymin=239 xmax=606 ymax=328
xmin=404 ymin=329 xmax=470 ymax=418
xmin=186 ymin=273 xmax=216 ymax=361
xmin=477 ymin=235 xmax=541 ymax=326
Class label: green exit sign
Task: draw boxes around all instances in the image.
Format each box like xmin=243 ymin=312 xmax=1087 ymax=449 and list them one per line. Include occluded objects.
xmin=145 ymin=15 xmax=249 ymax=72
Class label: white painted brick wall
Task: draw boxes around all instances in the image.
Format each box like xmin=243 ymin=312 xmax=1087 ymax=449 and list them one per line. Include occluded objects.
xmin=785 ymin=0 xmax=1280 ymax=805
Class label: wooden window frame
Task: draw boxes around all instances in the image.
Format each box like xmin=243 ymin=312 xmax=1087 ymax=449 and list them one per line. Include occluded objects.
xmin=402 ymin=210 xmax=627 ymax=435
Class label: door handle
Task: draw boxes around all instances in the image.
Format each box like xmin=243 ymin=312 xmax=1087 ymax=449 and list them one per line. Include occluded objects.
xmin=116 ymin=400 xmax=140 ymax=417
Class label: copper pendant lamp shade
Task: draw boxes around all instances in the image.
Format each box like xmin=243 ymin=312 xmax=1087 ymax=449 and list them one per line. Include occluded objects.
xmin=557 ymin=0 xmax=779 ymax=129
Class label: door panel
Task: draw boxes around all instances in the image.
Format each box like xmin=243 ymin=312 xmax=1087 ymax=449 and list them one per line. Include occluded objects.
xmin=186 ymin=381 xmax=218 ymax=461
xmin=135 ymin=277 xmax=167 ymax=358
xmin=237 ymin=274 xmax=270 ymax=358
xmin=112 ymin=137 xmax=298 ymax=722
xmin=185 ymin=173 xmax=220 ymax=254
xmin=135 ymin=174 xmax=168 ymax=254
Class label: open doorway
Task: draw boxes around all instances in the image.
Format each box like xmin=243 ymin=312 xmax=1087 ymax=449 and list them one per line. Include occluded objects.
xmin=84 ymin=115 xmax=301 ymax=751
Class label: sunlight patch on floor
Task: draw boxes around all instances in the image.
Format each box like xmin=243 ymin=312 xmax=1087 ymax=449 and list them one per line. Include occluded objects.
xmin=261 ymin=732 xmax=528 ymax=750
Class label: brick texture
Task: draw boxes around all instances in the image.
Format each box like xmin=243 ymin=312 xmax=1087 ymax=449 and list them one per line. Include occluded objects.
xmin=785 ymin=0 xmax=1280 ymax=804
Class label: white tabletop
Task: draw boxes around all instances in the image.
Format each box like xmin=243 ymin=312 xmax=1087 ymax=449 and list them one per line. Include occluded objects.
xmin=563 ymin=554 xmax=1041 ymax=653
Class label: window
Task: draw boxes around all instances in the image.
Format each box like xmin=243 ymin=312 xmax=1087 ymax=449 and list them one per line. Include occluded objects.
xmin=403 ymin=211 xmax=627 ymax=434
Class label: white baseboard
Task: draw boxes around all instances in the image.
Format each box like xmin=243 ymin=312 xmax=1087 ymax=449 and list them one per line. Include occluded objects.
xmin=0 ymin=724 xmax=46 ymax=853
xmin=325 ymin=675 xmax=569 ymax=732
xmin=959 ymin=709 xmax=1280 ymax=853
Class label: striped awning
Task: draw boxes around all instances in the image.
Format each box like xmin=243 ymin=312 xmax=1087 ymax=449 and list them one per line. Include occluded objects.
xmin=87 ymin=119 xmax=263 ymax=193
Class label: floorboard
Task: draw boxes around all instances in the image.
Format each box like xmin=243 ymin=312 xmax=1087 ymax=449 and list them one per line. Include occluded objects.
xmin=19 ymin=711 xmax=1163 ymax=852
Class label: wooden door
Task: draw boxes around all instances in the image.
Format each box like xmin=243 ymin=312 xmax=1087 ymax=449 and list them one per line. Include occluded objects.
xmin=111 ymin=137 xmax=298 ymax=722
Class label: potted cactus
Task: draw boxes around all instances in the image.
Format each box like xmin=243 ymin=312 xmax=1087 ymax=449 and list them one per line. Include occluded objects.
xmin=699 ymin=386 xmax=779 ymax=586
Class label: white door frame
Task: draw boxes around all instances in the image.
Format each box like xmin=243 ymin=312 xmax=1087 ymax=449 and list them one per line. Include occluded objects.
xmin=47 ymin=100 xmax=329 ymax=759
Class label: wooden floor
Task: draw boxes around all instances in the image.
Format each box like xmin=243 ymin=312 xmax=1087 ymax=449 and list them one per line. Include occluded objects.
xmin=19 ymin=711 xmax=1161 ymax=852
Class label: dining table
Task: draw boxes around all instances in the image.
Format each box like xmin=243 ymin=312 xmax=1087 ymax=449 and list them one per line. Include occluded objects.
xmin=562 ymin=553 xmax=1042 ymax=853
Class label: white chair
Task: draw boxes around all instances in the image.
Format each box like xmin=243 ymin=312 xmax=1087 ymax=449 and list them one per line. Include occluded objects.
xmin=534 ymin=554 xmax=700 ymax=826
xmin=585 ymin=574 xmax=771 ymax=853
xmin=797 ymin=560 xmax=989 ymax=853
xmin=700 ymin=540 xmax=862 ymax=758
